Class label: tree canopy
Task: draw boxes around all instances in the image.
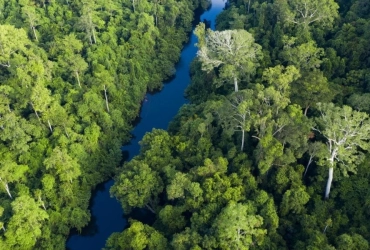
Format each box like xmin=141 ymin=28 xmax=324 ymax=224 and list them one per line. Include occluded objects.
xmin=0 ymin=0 xmax=203 ymax=248
xmin=108 ymin=0 xmax=370 ymax=249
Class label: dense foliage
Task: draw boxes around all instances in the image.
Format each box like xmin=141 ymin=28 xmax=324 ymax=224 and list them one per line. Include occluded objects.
xmin=0 ymin=0 xmax=206 ymax=248
xmin=109 ymin=0 xmax=370 ymax=249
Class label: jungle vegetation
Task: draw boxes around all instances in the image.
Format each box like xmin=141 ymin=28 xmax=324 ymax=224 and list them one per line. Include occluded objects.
xmin=0 ymin=0 xmax=207 ymax=248
xmin=108 ymin=0 xmax=370 ymax=249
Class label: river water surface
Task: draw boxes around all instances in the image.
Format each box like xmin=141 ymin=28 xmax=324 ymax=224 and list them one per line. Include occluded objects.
xmin=66 ymin=1 xmax=224 ymax=249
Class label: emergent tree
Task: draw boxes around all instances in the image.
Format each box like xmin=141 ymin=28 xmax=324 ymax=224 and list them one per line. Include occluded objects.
xmin=195 ymin=23 xmax=262 ymax=92
xmin=315 ymin=103 xmax=370 ymax=199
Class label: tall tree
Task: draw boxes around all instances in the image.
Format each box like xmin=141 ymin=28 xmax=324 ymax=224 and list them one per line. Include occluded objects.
xmin=21 ymin=5 xmax=40 ymax=41
xmin=0 ymin=25 xmax=29 ymax=68
xmin=30 ymin=81 xmax=53 ymax=130
xmin=195 ymin=23 xmax=262 ymax=92
xmin=0 ymin=153 xmax=29 ymax=199
xmin=314 ymin=103 xmax=370 ymax=199
xmin=77 ymin=1 xmax=104 ymax=45
xmin=55 ymin=34 xmax=88 ymax=88
xmin=275 ymin=0 xmax=339 ymax=29
xmin=219 ymin=90 xmax=253 ymax=151
xmin=44 ymin=147 xmax=81 ymax=184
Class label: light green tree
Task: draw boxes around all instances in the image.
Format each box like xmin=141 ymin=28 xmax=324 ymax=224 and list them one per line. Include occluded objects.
xmin=0 ymin=206 xmax=5 ymax=232
xmin=222 ymin=90 xmax=253 ymax=151
xmin=280 ymin=186 xmax=310 ymax=216
xmin=195 ymin=23 xmax=262 ymax=92
xmin=4 ymin=195 xmax=48 ymax=249
xmin=105 ymin=220 xmax=168 ymax=250
xmin=110 ymin=159 xmax=163 ymax=213
xmin=44 ymin=147 xmax=81 ymax=184
xmin=336 ymin=233 xmax=369 ymax=250
xmin=22 ymin=5 xmax=40 ymax=41
xmin=275 ymin=0 xmax=339 ymax=29
xmin=0 ymin=153 xmax=29 ymax=199
xmin=315 ymin=103 xmax=370 ymax=199
xmin=0 ymin=25 xmax=30 ymax=68
xmin=55 ymin=34 xmax=88 ymax=88
xmin=211 ymin=202 xmax=267 ymax=249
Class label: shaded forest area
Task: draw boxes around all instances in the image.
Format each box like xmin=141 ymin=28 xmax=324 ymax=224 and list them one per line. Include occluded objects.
xmin=109 ymin=0 xmax=370 ymax=249
xmin=0 ymin=0 xmax=210 ymax=248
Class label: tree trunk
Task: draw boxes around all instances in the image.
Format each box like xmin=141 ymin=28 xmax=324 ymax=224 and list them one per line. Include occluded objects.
xmin=32 ymin=26 xmax=38 ymax=41
xmin=92 ymin=28 xmax=96 ymax=44
xmin=5 ymin=183 xmax=12 ymax=199
xmin=30 ymin=102 xmax=41 ymax=123
xmin=1 ymin=180 xmax=12 ymax=199
xmin=64 ymin=124 xmax=70 ymax=138
xmin=88 ymin=34 xmax=92 ymax=45
xmin=304 ymin=105 xmax=310 ymax=116
xmin=47 ymin=119 xmax=53 ymax=133
xmin=323 ymin=224 xmax=329 ymax=233
xmin=104 ymin=85 xmax=110 ymax=112
xmin=75 ymin=71 xmax=81 ymax=88
xmin=304 ymin=155 xmax=313 ymax=177
xmin=39 ymin=196 xmax=47 ymax=210
xmin=145 ymin=204 xmax=155 ymax=214
xmin=35 ymin=110 xmax=41 ymax=122
xmin=241 ymin=130 xmax=245 ymax=151
xmin=247 ymin=0 xmax=251 ymax=14
xmin=234 ymin=76 xmax=238 ymax=92
xmin=325 ymin=167 xmax=334 ymax=199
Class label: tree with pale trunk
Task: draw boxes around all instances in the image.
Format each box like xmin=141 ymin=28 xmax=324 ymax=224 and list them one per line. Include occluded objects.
xmin=194 ymin=23 xmax=262 ymax=92
xmin=221 ymin=90 xmax=253 ymax=151
xmin=0 ymin=25 xmax=30 ymax=68
xmin=275 ymin=0 xmax=339 ymax=29
xmin=55 ymin=34 xmax=88 ymax=88
xmin=30 ymin=81 xmax=54 ymax=131
xmin=0 ymin=153 xmax=29 ymax=199
xmin=77 ymin=1 xmax=103 ymax=45
xmin=22 ymin=5 xmax=40 ymax=41
xmin=44 ymin=146 xmax=81 ymax=184
xmin=69 ymin=55 xmax=88 ymax=88
xmin=314 ymin=103 xmax=370 ymax=199
xmin=304 ymin=141 xmax=326 ymax=177
xmin=77 ymin=13 xmax=97 ymax=45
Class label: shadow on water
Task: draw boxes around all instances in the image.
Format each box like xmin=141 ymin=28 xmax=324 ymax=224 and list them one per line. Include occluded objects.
xmin=66 ymin=1 xmax=225 ymax=249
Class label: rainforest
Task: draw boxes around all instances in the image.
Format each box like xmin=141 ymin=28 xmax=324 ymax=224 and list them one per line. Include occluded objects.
xmin=1 ymin=0 xmax=370 ymax=249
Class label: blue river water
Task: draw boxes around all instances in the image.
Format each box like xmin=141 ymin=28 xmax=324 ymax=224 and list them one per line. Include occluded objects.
xmin=66 ymin=1 xmax=224 ymax=249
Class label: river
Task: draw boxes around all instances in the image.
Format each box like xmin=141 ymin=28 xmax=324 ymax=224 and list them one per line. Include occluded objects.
xmin=66 ymin=1 xmax=224 ymax=249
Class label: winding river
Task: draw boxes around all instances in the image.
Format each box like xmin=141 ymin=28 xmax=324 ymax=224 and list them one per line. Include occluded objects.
xmin=66 ymin=1 xmax=224 ymax=249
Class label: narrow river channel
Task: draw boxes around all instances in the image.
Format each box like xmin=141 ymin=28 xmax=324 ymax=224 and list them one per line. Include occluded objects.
xmin=67 ymin=1 xmax=225 ymax=249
